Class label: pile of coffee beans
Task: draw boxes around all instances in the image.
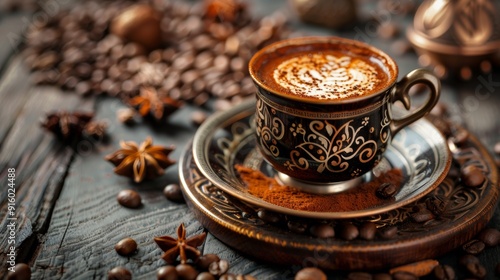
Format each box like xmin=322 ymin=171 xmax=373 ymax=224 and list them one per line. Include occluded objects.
xmin=23 ymin=0 xmax=288 ymax=108
xmin=110 ymin=251 xmax=256 ymax=280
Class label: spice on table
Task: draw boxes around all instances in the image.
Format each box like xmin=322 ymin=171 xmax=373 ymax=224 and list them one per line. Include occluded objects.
xmin=127 ymin=87 xmax=183 ymax=122
xmin=41 ymin=111 xmax=94 ymax=144
xmin=105 ymin=137 xmax=175 ymax=183
xmin=83 ymin=121 xmax=108 ymax=142
xmin=154 ymin=223 xmax=207 ymax=264
xmin=235 ymin=165 xmax=403 ymax=212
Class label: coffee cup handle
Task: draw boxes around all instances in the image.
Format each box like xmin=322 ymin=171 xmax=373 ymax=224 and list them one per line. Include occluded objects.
xmin=390 ymin=69 xmax=441 ymax=135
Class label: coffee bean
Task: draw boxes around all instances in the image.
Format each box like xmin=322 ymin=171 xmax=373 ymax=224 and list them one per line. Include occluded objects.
xmin=196 ymin=254 xmax=220 ymax=271
xmin=176 ymin=264 xmax=198 ymax=280
xmin=191 ymin=111 xmax=208 ymax=127
xmin=458 ymin=254 xmax=480 ymax=266
xmin=196 ymin=272 xmax=215 ymax=280
xmin=63 ymin=76 xmax=79 ymax=90
xmin=32 ymin=51 xmax=59 ymax=70
xmin=214 ymin=55 xmax=230 ymax=72
xmin=257 ymin=209 xmax=280 ymax=224
xmin=230 ymin=57 xmax=245 ymax=72
xmin=7 ymin=263 xmax=31 ymax=280
xmin=287 ymin=220 xmax=307 ymax=234
xmin=208 ymin=260 xmax=229 ymax=276
xmin=115 ymin=237 xmax=137 ymax=256
xmin=379 ymin=226 xmax=398 ymax=239
xmin=462 ymin=239 xmax=485 ymax=255
xmin=359 ymin=222 xmax=377 ymax=240
xmin=117 ymin=190 xmax=142 ymax=209
xmin=477 ymin=228 xmax=500 ymax=246
xmin=372 ymin=273 xmax=392 ymax=280
xmin=346 ymin=272 xmax=373 ymax=280
xmin=193 ymin=91 xmax=210 ymax=106
xmin=157 ymin=265 xmax=178 ymax=280
xmin=376 ymin=182 xmax=398 ymax=199
xmin=214 ymin=99 xmax=232 ymax=112
xmin=294 ymin=267 xmax=327 ymax=280
xmin=411 ymin=209 xmax=435 ymax=223
xmin=465 ymin=262 xmax=487 ymax=279
xmin=108 ymin=267 xmax=132 ymax=280
xmin=433 ymin=265 xmax=455 ymax=280
xmin=494 ymin=142 xmax=500 ymax=155
xmin=461 ymin=165 xmax=486 ymax=188
xmin=75 ymin=81 xmax=92 ymax=96
xmin=392 ymin=271 xmax=417 ymax=280
xmin=164 ymin=184 xmax=185 ymax=203
xmin=338 ymin=223 xmax=359 ymax=241
xmin=425 ymin=195 xmax=447 ymax=216
xmin=310 ymin=223 xmax=335 ymax=238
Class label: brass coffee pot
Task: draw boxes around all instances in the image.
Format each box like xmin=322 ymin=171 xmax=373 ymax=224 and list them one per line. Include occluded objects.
xmin=407 ymin=0 xmax=500 ymax=79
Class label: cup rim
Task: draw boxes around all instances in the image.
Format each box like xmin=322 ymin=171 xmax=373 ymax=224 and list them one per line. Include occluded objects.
xmin=248 ymin=36 xmax=399 ymax=104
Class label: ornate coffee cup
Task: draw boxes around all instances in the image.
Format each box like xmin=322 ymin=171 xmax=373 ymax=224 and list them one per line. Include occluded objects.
xmin=249 ymin=37 xmax=440 ymax=193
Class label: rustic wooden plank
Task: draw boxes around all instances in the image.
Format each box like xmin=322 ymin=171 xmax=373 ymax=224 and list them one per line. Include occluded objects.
xmin=0 ymin=0 xmax=498 ymax=279
xmin=0 ymin=56 xmax=94 ymax=279
xmin=0 ymin=57 xmax=34 ymax=144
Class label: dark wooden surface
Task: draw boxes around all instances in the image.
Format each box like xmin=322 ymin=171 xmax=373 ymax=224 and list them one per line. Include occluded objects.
xmin=0 ymin=1 xmax=499 ymax=279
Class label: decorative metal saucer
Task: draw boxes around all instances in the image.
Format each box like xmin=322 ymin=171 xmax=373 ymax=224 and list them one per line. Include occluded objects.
xmin=180 ymin=110 xmax=499 ymax=269
xmin=192 ymin=100 xmax=451 ymax=219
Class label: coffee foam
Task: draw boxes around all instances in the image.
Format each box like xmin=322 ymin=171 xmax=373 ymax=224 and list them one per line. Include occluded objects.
xmin=272 ymin=53 xmax=384 ymax=100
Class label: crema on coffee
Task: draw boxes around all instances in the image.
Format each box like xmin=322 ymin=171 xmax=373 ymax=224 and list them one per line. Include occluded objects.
xmin=253 ymin=43 xmax=394 ymax=101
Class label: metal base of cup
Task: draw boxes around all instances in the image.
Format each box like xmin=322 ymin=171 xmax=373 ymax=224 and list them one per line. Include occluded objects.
xmin=275 ymin=172 xmax=367 ymax=194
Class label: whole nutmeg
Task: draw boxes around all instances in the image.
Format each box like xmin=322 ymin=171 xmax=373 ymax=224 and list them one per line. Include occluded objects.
xmin=111 ymin=4 xmax=162 ymax=50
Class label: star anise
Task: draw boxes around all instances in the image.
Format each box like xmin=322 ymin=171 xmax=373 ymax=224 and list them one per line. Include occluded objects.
xmin=154 ymin=223 xmax=207 ymax=264
xmin=128 ymin=87 xmax=182 ymax=122
xmin=41 ymin=111 xmax=94 ymax=143
xmin=83 ymin=121 xmax=108 ymax=142
xmin=204 ymin=0 xmax=246 ymax=24
xmin=105 ymin=137 xmax=175 ymax=183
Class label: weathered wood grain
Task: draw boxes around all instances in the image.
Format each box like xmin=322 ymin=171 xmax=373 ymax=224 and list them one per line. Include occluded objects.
xmin=0 ymin=57 xmax=94 ymax=279
xmin=0 ymin=0 xmax=499 ymax=279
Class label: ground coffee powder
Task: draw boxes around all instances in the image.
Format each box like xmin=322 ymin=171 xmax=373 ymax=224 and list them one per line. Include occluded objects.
xmin=235 ymin=165 xmax=403 ymax=212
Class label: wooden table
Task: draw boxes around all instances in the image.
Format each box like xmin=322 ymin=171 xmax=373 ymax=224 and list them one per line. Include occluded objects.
xmin=1 ymin=1 xmax=499 ymax=279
